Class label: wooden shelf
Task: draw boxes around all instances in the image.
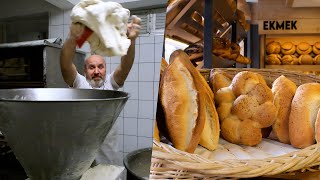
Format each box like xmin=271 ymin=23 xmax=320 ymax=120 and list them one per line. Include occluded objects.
xmin=265 ymin=65 xmax=320 ymax=72
xmin=166 ymin=0 xmax=248 ymax=44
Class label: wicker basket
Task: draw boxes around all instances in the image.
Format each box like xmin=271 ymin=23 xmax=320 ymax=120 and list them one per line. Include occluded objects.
xmin=151 ymin=68 xmax=320 ymax=179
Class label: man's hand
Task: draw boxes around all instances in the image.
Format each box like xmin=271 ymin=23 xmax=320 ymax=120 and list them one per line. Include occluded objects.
xmin=127 ymin=15 xmax=141 ymax=40
xmin=69 ymin=22 xmax=85 ymax=40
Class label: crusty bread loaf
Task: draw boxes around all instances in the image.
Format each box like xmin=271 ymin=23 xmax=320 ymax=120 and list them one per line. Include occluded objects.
xmin=212 ymin=71 xmax=277 ymax=146
xmin=236 ymin=55 xmax=251 ymax=64
xmin=289 ymin=83 xmax=320 ymax=148
xmin=313 ymin=42 xmax=320 ymax=55
xmin=160 ymin=50 xmax=219 ymax=153
xmin=314 ymin=55 xmax=320 ymax=65
xmin=266 ymin=54 xmax=282 ymax=65
xmin=299 ymin=54 xmax=313 ymax=65
xmin=153 ymin=121 xmax=160 ymax=142
xmin=271 ymin=75 xmax=297 ymax=144
xmin=281 ymin=55 xmax=299 ymax=65
xmin=297 ymin=42 xmax=312 ymax=55
xmin=266 ymin=41 xmax=281 ymax=54
xmin=209 ymin=71 xmax=233 ymax=94
xmin=281 ymin=42 xmax=296 ymax=55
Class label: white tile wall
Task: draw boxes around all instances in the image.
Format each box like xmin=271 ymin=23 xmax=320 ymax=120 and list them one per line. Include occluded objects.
xmin=124 ymin=82 xmax=139 ymax=100
xmin=138 ymin=137 xmax=153 ymax=149
xmin=138 ymin=119 xmax=153 ymax=137
xmin=49 ymin=25 xmax=63 ymax=39
xmin=138 ymin=82 xmax=154 ymax=101
xmin=124 ymin=135 xmax=138 ymax=153
xmin=124 ymin=118 xmax=138 ymax=136
xmin=49 ymin=7 xmax=164 ymax=168
xmin=139 ymin=44 xmax=155 ymax=63
xmin=139 ymin=63 xmax=154 ymax=82
xmin=138 ymin=100 xmax=154 ymax=119
xmin=124 ymin=99 xmax=139 ymax=118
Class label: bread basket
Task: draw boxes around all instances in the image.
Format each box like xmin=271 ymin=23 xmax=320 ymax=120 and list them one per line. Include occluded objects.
xmin=151 ymin=68 xmax=320 ymax=179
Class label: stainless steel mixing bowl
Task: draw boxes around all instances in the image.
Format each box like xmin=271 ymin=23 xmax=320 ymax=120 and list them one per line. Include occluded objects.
xmin=0 ymin=88 xmax=129 ymax=180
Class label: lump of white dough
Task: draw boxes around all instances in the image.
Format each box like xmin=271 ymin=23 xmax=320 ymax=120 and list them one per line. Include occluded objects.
xmin=80 ymin=164 xmax=125 ymax=180
xmin=70 ymin=0 xmax=131 ymax=57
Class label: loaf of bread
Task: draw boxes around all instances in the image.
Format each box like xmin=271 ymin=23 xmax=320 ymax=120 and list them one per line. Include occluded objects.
xmin=153 ymin=121 xmax=160 ymax=141
xmin=297 ymin=42 xmax=312 ymax=55
xmin=271 ymin=76 xmax=297 ymax=144
xmin=236 ymin=55 xmax=251 ymax=64
xmin=266 ymin=41 xmax=281 ymax=54
xmin=313 ymin=42 xmax=320 ymax=55
xmin=209 ymin=70 xmax=233 ymax=94
xmin=159 ymin=50 xmax=220 ymax=153
xmin=212 ymin=71 xmax=277 ymax=146
xmin=281 ymin=42 xmax=296 ymax=55
xmin=266 ymin=54 xmax=281 ymax=65
xmin=289 ymin=83 xmax=320 ymax=148
xmin=229 ymin=42 xmax=240 ymax=60
xmin=299 ymin=54 xmax=313 ymax=65
xmin=314 ymin=55 xmax=320 ymax=65
xmin=281 ymin=55 xmax=299 ymax=65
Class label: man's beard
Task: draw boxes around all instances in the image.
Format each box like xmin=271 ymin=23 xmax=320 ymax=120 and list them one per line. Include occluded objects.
xmin=86 ymin=75 xmax=105 ymax=88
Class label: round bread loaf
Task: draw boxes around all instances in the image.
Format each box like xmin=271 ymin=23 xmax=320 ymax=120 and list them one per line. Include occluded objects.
xmin=282 ymin=55 xmax=299 ymax=65
xmin=314 ymin=54 xmax=320 ymax=65
xmin=289 ymin=83 xmax=320 ymax=148
xmin=212 ymin=71 xmax=277 ymax=146
xmin=297 ymin=42 xmax=312 ymax=55
xmin=266 ymin=54 xmax=282 ymax=65
xmin=271 ymin=75 xmax=297 ymax=144
xmin=281 ymin=42 xmax=296 ymax=55
xmin=313 ymin=42 xmax=320 ymax=55
xmin=299 ymin=54 xmax=313 ymax=65
xmin=266 ymin=41 xmax=281 ymax=54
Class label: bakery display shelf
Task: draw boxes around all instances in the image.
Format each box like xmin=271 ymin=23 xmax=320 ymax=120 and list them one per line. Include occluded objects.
xmin=212 ymin=55 xmax=235 ymax=68
xmin=166 ymin=0 xmax=247 ymax=45
xmin=265 ymin=65 xmax=320 ymax=72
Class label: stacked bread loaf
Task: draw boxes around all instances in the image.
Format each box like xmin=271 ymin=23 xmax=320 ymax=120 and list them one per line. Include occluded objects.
xmin=266 ymin=41 xmax=320 ymax=66
xmin=210 ymin=71 xmax=277 ymax=146
xmin=209 ymin=70 xmax=320 ymax=149
xmin=155 ymin=50 xmax=220 ymax=153
xmin=213 ymin=37 xmax=251 ymax=64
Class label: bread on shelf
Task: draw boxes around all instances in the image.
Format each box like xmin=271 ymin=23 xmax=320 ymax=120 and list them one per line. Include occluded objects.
xmin=299 ymin=54 xmax=313 ymax=65
xmin=266 ymin=54 xmax=282 ymax=65
xmin=266 ymin=41 xmax=281 ymax=54
xmin=313 ymin=42 xmax=320 ymax=55
xmin=281 ymin=55 xmax=299 ymax=65
xmin=281 ymin=42 xmax=296 ymax=55
xmin=297 ymin=42 xmax=312 ymax=55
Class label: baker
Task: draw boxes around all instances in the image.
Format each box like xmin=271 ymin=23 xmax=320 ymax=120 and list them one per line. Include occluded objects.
xmin=59 ymin=15 xmax=141 ymax=165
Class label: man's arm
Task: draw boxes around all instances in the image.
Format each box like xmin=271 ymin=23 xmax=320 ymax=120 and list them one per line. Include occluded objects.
xmin=113 ymin=15 xmax=141 ymax=87
xmin=60 ymin=23 xmax=84 ymax=87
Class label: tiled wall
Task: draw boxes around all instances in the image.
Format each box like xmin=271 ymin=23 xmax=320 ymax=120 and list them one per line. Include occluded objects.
xmin=49 ymin=9 xmax=163 ymax=166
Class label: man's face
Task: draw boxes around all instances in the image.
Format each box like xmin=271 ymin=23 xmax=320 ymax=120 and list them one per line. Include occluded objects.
xmin=84 ymin=55 xmax=106 ymax=88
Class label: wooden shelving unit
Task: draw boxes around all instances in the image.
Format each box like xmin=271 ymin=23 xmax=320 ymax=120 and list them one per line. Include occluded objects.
xmin=165 ymin=0 xmax=250 ymax=68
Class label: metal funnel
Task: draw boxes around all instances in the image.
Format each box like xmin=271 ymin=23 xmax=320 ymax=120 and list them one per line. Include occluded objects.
xmin=0 ymin=88 xmax=129 ymax=180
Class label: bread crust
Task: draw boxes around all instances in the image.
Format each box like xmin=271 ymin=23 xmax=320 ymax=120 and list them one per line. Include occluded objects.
xmin=299 ymin=54 xmax=313 ymax=65
xmin=266 ymin=41 xmax=281 ymax=54
xmin=160 ymin=50 xmax=220 ymax=153
xmin=266 ymin=54 xmax=282 ymax=65
xmin=271 ymin=76 xmax=297 ymax=144
xmin=289 ymin=83 xmax=320 ymax=148
xmin=281 ymin=42 xmax=296 ymax=55
xmin=297 ymin=42 xmax=312 ymax=55
xmin=282 ymin=55 xmax=299 ymax=65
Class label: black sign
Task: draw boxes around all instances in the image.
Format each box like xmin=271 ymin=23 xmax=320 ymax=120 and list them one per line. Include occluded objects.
xmin=263 ymin=21 xmax=297 ymax=30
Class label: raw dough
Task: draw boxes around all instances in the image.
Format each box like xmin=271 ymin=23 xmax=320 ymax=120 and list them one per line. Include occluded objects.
xmin=71 ymin=0 xmax=131 ymax=57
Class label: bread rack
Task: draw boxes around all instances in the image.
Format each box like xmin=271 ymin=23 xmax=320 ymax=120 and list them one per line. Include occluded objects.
xmin=165 ymin=0 xmax=250 ymax=68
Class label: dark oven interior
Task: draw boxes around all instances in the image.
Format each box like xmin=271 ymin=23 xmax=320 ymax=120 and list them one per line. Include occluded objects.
xmin=0 ymin=46 xmax=45 ymax=89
